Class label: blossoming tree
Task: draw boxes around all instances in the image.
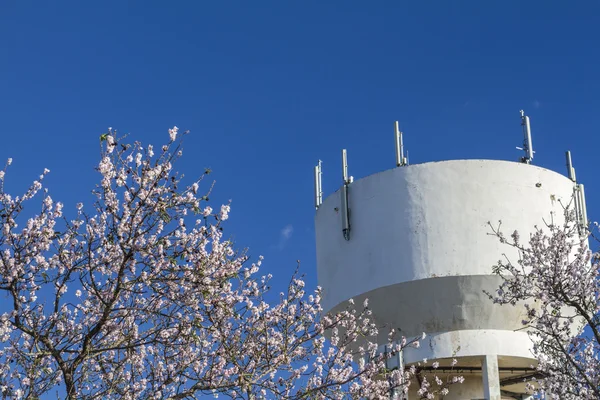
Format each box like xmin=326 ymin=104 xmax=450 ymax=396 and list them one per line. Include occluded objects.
xmin=0 ymin=128 xmax=452 ymax=399
xmin=488 ymin=209 xmax=600 ymax=399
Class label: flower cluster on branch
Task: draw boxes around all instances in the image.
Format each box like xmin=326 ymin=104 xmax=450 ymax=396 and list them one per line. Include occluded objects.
xmin=0 ymin=128 xmax=455 ymax=399
xmin=488 ymin=209 xmax=600 ymax=399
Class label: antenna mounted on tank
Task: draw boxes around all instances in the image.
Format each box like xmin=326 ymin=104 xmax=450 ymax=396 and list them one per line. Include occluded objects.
xmin=341 ymin=149 xmax=351 ymax=240
xmin=314 ymin=160 xmax=323 ymax=209
xmin=574 ymin=182 xmax=589 ymax=235
xmin=579 ymin=184 xmax=588 ymax=231
xmin=516 ymin=110 xmax=534 ymax=164
xmin=565 ymin=151 xmax=577 ymax=182
xmin=395 ymin=121 xmax=408 ymax=167
xmin=342 ymin=149 xmax=349 ymax=184
xmin=566 ymin=150 xmax=588 ymax=233
xmin=565 ymin=150 xmax=588 ymax=233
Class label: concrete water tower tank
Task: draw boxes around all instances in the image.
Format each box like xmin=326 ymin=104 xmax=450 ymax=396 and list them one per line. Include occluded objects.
xmin=313 ymin=112 xmax=588 ymax=400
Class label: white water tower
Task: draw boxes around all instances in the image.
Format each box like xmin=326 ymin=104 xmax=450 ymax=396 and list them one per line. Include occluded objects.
xmin=313 ymin=112 xmax=588 ymax=399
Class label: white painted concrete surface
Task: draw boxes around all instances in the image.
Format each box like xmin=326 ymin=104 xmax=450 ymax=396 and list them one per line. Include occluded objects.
xmin=314 ymin=159 xmax=578 ymax=399
xmin=316 ymin=160 xmax=574 ymax=314
xmin=401 ymin=330 xmax=534 ymax=364
xmin=483 ymin=355 xmax=501 ymax=400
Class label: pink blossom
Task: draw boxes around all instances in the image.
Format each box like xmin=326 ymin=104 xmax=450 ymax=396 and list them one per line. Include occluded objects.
xmin=489 ymin=209 xmax=599 ymax=398
xmin=0 ymin=129 xmax=458 ymax=399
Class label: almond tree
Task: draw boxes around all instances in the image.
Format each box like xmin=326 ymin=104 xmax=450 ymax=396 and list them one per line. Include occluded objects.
xmin=0 ymin=128 xmax=453 ymax=399
xmin=488 ymin=209 xmax=600 ymax=399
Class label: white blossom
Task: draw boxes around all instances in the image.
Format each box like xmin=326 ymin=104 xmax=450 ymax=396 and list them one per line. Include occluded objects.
xmin=0 ymin=130 xmax=458 ymax=399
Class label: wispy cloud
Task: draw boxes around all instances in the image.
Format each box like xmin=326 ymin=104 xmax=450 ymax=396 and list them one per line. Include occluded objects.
xmin=281 ymin=225 xmax=293 ymax=239
xmin=277 ymin=224 xmax=294 ymax=250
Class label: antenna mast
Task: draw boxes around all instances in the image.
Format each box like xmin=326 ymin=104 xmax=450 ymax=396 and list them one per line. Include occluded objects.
xmin=565 ymin=151 xmax=577 ymax=182
xmin=395 ymin=121 xmax=408 ymax=167
xmin=578 ymin=184 xmax=588 ymax=231
xmin=314 ymin=160 xmax=323 ymax=209
xmin=342 ymin=149 xmax=349 ymax=184
xmin=565 ymin=150 xmax=588 ymax=233
xmin=518 ymin=110 xmax=534 ymax=164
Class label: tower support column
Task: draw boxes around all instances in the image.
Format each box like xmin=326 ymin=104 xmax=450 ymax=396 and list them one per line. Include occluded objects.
xmin=482 ymin=354 xmax=501 ymax=400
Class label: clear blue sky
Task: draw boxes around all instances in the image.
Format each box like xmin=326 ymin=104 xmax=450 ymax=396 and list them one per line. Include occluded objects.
xmin=1 ymin=1 xmax=598 ymax=294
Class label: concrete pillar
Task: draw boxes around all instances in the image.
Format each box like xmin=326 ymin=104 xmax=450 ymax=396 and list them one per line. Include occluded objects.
xmin=482 ymin=355 xmax=501 ymax=400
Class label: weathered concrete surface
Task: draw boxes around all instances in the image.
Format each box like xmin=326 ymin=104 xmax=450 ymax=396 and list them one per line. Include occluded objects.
xmin=315 ymin=159 xmax=578 ymax=398
xmin=483 ymin=355 xmax=501 ymax=400
xmin=316 ymin=160 xmax=574 ymax=315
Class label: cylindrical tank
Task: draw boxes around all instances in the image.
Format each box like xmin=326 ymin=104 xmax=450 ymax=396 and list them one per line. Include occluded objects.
xmin=315 ymin=159 xmax=577 ymax=399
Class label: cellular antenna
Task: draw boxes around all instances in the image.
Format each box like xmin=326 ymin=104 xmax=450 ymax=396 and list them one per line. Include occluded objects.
xmin=314 ymin=160 xmax=323 ymax=209
xmin=517 ymin=110 xmax=534 ymax=164
xmin=341 ymin=149 xmax=351 ymax=240
xmin=579 ymin=184 xmax=588 ymax=230
xmin=342 ymin=149 xmax=349 ymax=184
xmin=565 ymin=150 xmax=587 ymax=233
xmin=574 ymin=182 xmax=589 ymax=234
xmin=395 ymin=121 xmax=408 ymax=167
xmin=565 ymin=151 xmax=577 ymax=182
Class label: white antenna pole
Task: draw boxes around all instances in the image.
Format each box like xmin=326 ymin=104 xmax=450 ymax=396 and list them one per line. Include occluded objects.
xmin=314 ymin=160 xmax=323 ymax=209
xmin=342 ymin=149 xmax=349 ymax=184
xmin=565 ymin=151 xmax=577 ymax=182
xmin=318 ymin=160 xmax=323 ymax=205
xmin=519 ymin=110 xmax=534 ymax=164
xmin=395 ymin=121 xmax=407 ymax=167
xmin=579 ymin=184 xmax=588 ymax=229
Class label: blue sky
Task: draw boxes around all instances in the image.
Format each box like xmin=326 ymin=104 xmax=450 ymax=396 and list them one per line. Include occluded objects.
xmin=1 ymin=0 xmax=598 ymax=296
